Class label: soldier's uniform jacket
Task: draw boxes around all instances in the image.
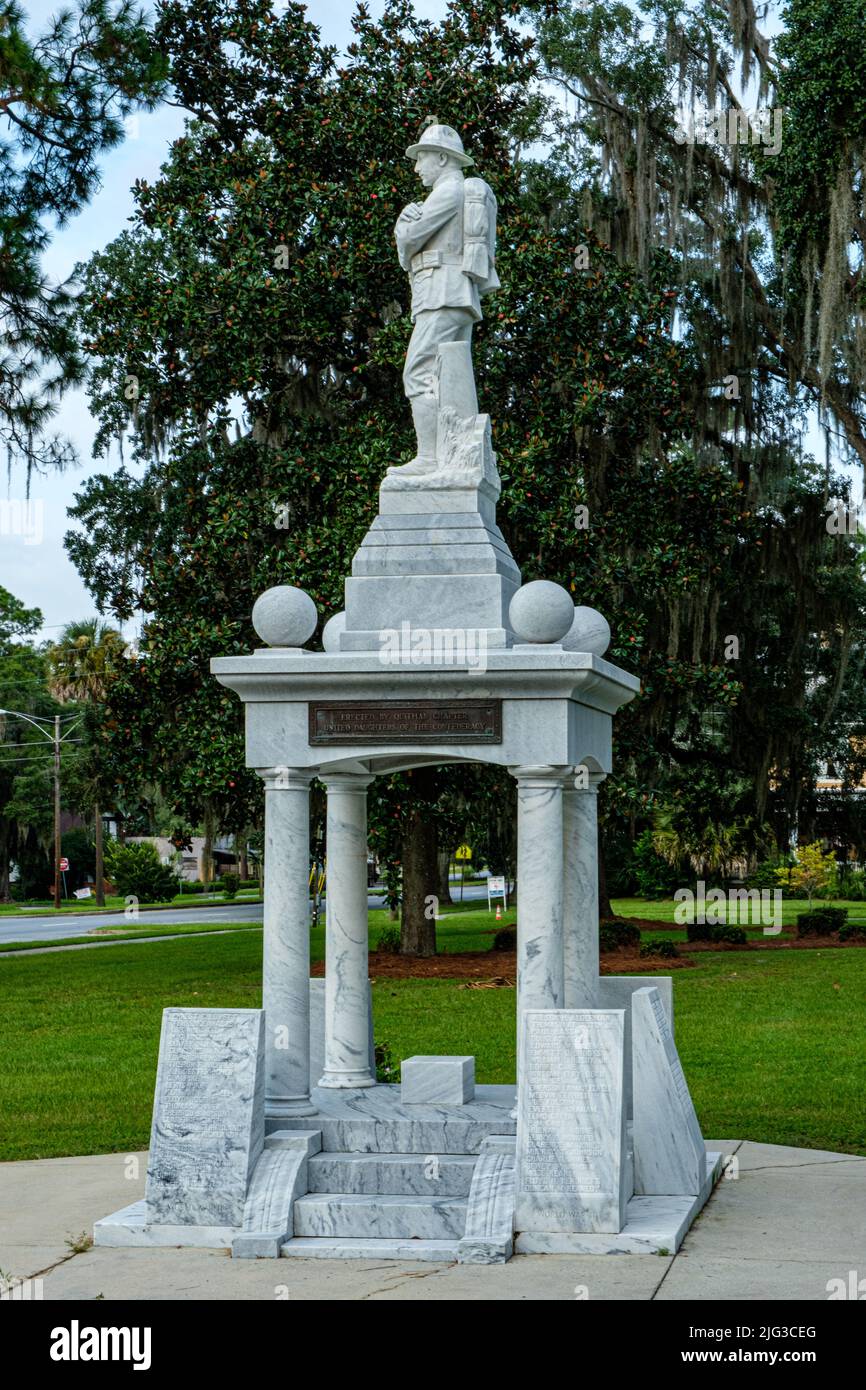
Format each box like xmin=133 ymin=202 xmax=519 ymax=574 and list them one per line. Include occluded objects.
xmin=395 ymin=173 xmax=482 ymax=323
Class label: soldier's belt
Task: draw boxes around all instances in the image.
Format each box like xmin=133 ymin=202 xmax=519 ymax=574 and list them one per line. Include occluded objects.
xmin=410 ymin=250 xmax=463 ymax=272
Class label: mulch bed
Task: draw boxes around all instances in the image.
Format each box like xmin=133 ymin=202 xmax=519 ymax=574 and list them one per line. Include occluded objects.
xmin=306 ymin=921 xmax=866 ymax=982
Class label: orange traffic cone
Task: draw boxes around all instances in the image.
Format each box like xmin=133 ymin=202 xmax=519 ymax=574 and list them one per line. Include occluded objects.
xmin=495 ymin=904 xmax=502 ymax=921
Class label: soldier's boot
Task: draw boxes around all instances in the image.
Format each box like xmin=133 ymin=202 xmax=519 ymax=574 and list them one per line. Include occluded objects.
xmin=387 ymin=394 xmax=439 ymax=476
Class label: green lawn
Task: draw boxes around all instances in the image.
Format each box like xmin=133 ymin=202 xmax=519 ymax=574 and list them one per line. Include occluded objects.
xmin=1 ymin=927 xmax=864 ymax=1161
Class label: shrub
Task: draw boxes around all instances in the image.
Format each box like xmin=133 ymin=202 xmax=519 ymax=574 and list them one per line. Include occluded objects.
xmin=491 ymin=926 xmax=516 ymax=951
xmin=714 ymin=924 xmax=748 ymax=945
xmin=105 ymin=840 xmax=179 ymax=904
xmin=839 ymin=921 xmax=866 ymax=942
xmin=796 ymin=907 xmax=849 ymax=937
xmin=639 ymin=939 xmax=679 ymax=958
xmin=836 ymin=869 xmax=866 ymax=901
xmin=374 ymin=1041 xmax=400 ymax=1083
xmin=375 ymin=923 xmax=402 ymax=954
xmin=599 ymin=920 xmax=641 ymax=952
xmin=220 ymin=873 xmax=239 ymax=899
xmin=632 ymin=830 xmax=682 ymax=899
xmin=687 ymin=922 xmax=747 ymax=945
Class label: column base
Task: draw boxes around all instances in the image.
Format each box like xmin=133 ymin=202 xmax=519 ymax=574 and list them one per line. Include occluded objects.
xmin=266 ymin=1096 xmax=319 ymax=1118
xmin=317 ymin=1071 xmax=376 ymax=1089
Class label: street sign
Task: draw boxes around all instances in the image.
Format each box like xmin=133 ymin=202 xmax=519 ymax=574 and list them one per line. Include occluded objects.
xmin=59 ymin=857 xmax=69 ymax=872
xmin=487 ymin=874 xmax=507 ymax=910
xmin=455 ymin=845 xmax=472 ymax=861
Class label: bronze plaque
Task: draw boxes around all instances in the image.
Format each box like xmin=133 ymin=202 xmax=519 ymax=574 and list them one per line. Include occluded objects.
xmin=309 ymin=699 xmax=502 ymax=745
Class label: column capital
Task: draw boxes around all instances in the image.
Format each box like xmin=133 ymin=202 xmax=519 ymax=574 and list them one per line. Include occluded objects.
xmin=319 ymin=770 xmax=375 ymax=792
xmin=258 ymin=766 xmax=315 ymax=792
xmin=567 ymin=766 xmax=607 ymax=795
xmin=508 ymin=764 xmax=571 ymax=788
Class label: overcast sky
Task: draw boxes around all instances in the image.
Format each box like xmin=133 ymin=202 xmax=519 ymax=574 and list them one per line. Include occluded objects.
xmin=0 ymin=1 xmax=859 ymax=643
xmin=1 ymin=1 xmax=446 ymax=643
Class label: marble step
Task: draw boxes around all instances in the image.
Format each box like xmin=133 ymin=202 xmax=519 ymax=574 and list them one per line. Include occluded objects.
xmin=281 ymin=1237 xmax=460 ymax=1262
xmin=276 ymin=1114 xmax=514 ymax=1155
xmin=307 ymin=1152 xmax=477 ymax=1197
xmin=294 ymin=1193 xmax=469 ymax=1240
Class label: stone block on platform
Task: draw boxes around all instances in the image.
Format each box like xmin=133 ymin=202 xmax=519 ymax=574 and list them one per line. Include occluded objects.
xmin=632 ymin=987 xmax=705 ymax=1197
xmin=515 ymin=1009 xmax=629 ymax=1235
xmin=145 ymin=1007 xmax=265 ymax=1229
xmin=401 ymin=1055 xmax=475 ymax=1106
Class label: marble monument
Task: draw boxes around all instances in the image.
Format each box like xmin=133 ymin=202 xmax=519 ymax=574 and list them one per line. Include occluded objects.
xmin=95 ymin=118 xmax=721 ymax=1263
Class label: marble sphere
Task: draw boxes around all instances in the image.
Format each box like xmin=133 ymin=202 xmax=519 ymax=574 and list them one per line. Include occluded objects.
xmin=561 ymin=605 xmax=611 ymax=656
xmin=509 ymin=580 xmax=575 ymax=644
xmin=252 ymin=585 xmax=317 ymax=648
xmin=322 ymin=610 xmax=347 ymax=653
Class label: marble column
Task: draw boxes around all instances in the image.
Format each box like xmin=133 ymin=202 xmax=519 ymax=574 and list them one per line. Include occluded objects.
xmin=563 ymin=770 xmax=605 ymax=1008
xmin=319 ymin=772 xmax=376 ymax=1088
xmin=511 ymin=766 xmax=568 ymax=1069
xmin=260 ymin=767 xmax=317 ymax=1118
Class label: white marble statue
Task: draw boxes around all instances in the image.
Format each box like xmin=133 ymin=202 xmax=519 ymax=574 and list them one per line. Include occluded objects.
xmin=390 ymin=122 xmax=499 ymax=479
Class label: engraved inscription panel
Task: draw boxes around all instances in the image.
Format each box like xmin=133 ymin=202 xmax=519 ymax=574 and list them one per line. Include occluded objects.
xmin=309 ymin=699 xmax=502 ymax=745
xmin=516 ymin=1010 xmax=627 ymax=1234
xmin=145 ymin=1008 xmax=265 ymax=1228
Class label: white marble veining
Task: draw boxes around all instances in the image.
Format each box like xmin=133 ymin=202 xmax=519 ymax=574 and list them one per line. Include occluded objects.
xmin=261 ymin=770 xmax=317 ymax=1117
xmin=319 ymin=774 xmax=376 ymax=1088
xmin=145 ymin=1008 xmax=265 ymax=1229
xmin=597 ymin=975 xmax=674 ymax=1118
xmin=273 ymin=1082 xmax=516 ymax=1154
xmin=294 ymin=1192 xmax=468 ymax=1240
xmin=512 ymin=768 xmax=567 ymax=1074
xmin=632 ymin=987 xmax=705 ymax=1196
xmin=232 ymin=1129 xmax=321 ymax=1259
xmin=515 ymin=1010 xmax=628 ymax=1234
xmin=281 ymin=1236 xmax=460 ymax=1261
xmin=309 ymin=978 xmax=374 ymax=1094
xmin=401 ymin=1055 xmax=475 ymax=1106
xmin=515 ymin=1153 xmax=723 ymax=1254
xmin=457 ymin=1135 xmax=516 ymax=1263
xmin=562 ymin=777 xmax=603 ymax=1008
xmin=308 ymin=1151 xmax=476 ymax=1197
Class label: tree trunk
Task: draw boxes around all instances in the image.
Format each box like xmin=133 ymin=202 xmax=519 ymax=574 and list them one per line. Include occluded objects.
xmin=598 ymin=837 xmax=615 ymax=921
xmin=239 ymin=835 xmax=249 ymax=882
xmin=400 ymin=813 xmax=438 ymax=956
xmin=437 ymin=848 xmax=453 ymax=905
xmin=94 ymin=804 xmax=105 ymax=906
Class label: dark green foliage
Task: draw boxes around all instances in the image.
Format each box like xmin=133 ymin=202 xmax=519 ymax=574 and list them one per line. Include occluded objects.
xmin=60 ymin=829 xmax=96 ymax=890
xmin=599 ymin=920 xmax=641 ymax=952
xmin=491 ymin=926 xmax=517 ymax=951
xmin=0 ymin=1 xmax=166 ymax=479
xmin=374 ymin=1040 xmax=400 ymax=1084
xmin=375 ymin=923 xmax=402 ymax=955
xmin=105 ymin=839 xmax=178 ymax=903
xmin=686 ymin=922 xmax=748 ymax=945
xmin=220 ymin=872 xmax=239 ymax=899
xmin=639 ymin=939 xmax=679 ymax=959
xmin=796 ymin=907 xmax=849 ymax=936
xmin=838 ymin=922 xmax=866 ymax=942
xmin=632 ymin=830 xmax=681 ymax=899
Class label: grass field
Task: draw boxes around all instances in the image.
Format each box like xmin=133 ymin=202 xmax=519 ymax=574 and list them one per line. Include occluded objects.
xmin=1 ymin=921 xmax=864 ymax=1162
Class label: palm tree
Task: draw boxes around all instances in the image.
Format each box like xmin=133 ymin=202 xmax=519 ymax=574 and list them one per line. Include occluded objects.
xmin=47 ymin=619 xmax=126 ymax=905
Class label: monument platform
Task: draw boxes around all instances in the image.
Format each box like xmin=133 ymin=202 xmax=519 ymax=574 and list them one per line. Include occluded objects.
xmin=95 ymin=1082 xmax=723 ymax=1263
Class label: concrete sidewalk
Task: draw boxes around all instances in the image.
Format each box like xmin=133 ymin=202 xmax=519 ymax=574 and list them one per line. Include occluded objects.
xmin=2 ymin=1140 xmax=864 ymax=1300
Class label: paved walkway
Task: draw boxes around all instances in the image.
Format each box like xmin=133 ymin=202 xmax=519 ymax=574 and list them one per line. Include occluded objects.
xmin=2 ymin=1140 xmax=864 ymax=1300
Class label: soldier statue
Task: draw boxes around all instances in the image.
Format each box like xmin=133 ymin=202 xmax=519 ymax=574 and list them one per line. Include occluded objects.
xmin=390 ymin=122 xmax=499 ymax=478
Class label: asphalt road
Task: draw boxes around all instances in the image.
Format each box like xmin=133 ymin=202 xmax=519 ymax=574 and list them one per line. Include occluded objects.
xmin=0 ymin=883 xmax=490 ymax=945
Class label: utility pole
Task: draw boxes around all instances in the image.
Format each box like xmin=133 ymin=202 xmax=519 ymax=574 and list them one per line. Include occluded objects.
xmin=54 ymin=713 xmax=61 ymax=911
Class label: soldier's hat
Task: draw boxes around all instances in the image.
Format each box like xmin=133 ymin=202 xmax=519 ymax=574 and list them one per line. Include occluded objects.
xmin=405 ymin=123 xmax=474 ymax=167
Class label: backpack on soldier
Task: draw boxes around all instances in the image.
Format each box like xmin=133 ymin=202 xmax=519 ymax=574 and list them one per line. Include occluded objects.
xmin=462 ymin=177 xmax=501 ymax=295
